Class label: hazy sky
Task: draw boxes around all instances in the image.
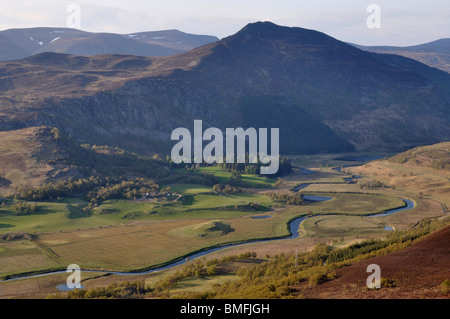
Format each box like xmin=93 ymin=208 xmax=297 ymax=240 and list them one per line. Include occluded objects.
xmin=1 ymin=0 xmax=449 ymax=46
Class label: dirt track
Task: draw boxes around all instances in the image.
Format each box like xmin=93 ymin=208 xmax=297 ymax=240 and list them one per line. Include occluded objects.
xmin=299 ymin=225 xmax=450 ymax=299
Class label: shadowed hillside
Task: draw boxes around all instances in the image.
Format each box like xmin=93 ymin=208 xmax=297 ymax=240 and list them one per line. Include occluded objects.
xmin=0 ymin=22 xmax=449 ymax=156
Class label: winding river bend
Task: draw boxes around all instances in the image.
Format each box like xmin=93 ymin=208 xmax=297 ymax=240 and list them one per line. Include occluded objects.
xmin=1 ymin=195 xmax=415 ymax=285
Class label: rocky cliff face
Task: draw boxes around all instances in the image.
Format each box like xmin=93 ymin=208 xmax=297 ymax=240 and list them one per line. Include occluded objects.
xmin=0 ymin=22 xmax=449 ymax=155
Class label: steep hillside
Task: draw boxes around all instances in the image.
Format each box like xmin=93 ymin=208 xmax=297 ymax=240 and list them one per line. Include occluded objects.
xmin=0 ymin=127 xmax=79 ymax=195
xmin=348 ymin=142 xmax=450 ymax=212
xmin=302 ymin=224 xmax=450 ymax=298
xmin=0 ymin=35 xmax=30 ymax=61
xmin=389 ymin=141 xmax=450 ymax=169
xmin=0 ymin=126 xmax=177 ymax=196
xmin=0 ymin=22 xmax=449 ymax=155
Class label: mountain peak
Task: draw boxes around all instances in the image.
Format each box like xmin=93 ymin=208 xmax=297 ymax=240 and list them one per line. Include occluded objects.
xmin=237 ymin=21 xmax=299 ymax=37
xmin=241 ymin=21 xmax=282 ymax=30
xmin=0 ymin=22 xmax=449 ymax=155
xmin=227 ymin=21 xmax=337 ymax=47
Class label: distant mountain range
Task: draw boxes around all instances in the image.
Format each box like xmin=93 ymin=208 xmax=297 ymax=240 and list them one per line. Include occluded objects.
xmin=0 ymin=22 xmax=449 ymax=156
xmin=0 ymin=27 xmax=219 ymax=61
xmin=1 ymin=26 xmax=449 ymax=75
xmin=353 ymin=39 xmax=450 ymax=73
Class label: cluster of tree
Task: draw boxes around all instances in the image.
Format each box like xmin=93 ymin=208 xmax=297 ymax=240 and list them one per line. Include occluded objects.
xmin=47 ymin=252 xmax=256 ymax=299
xmin=273 ymin=177 xmax=286 ymax=188
xmin=218 ymin=162 xmax=258 ymax=175
xmin=199 ymin=172 xmax=217 ymax=186
xmin=47 ymin=216 xmax=450 ymax=299
xmin=158 ymin=170 xmax=216 ymax=187
xmin=153 ymin=260 xmax=207 ymax=293
xmin=150 ymin=252 xmax=258 ymax=296
xmin=326 ymin=238 xmax=388 ymax=263
xmin=227 ymin=170 xmax=248 ymax=187
xmin=17 ymin=176 xmax=119 ymax=201
xmin=174 ymin=155 xmax=292 ymax=180
xmin=16 ymin=176 xmax=159 ymax=204
xmin=48 ymin=128 xmax=231 ymax=190
xmin=182 ymin=164 xmax=247 ymax=187
xmin=190 ymin=244 xmax=336 ymax=299
xmin=50 ymin=128 xmax=169 ymax=179
xmin=48 ymin=281 xmax=149 ymax=299
xmin=358 ymin=180 xmax=387 ymax=189
xmin=441 ymin=279 xmax=450 ymax=294
xmin=11 ymin=202 xmax=38 ymax=215
xmin=50 ymin=127 xmax=225 ymax=190
xmin=173 ymin=216 xmax=450 ymax=299
xmin=265 ymin=191 xmax=303 ymax=205
xmin=207 ymin=252 xmax=257 ymax=265
xmin=432 ymin=158 xmax=450 ymax=170
xmin=216 ymin=202 xmax=267 ymax=213
xmin=212 ymin=184 xmax=246 ymax=194
xmin=0 ymin=232 xmax=33 ymax=241
xmin=88 ymin=178 xmax=159 ymax=202
xmin=217 ymin=156 xmax=292 ymax=178
xmin=328 ymin=217 xmax=450 ymax=263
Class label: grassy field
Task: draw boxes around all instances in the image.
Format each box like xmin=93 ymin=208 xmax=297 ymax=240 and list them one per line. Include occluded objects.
xmin=0 ymin=189 xmax=408 ymax=279
xmin=1 ymin=149 xmax=447 ymax=297
xmin=0 ymin=201 xmax=110 ymax=233
xmin=349 ymin=160 xmax=450 ymax=207
xmin=0 ymin=216 xmax=276 ymax=278
xmin=170 ymin=275 xmax=239 ymax=295
xmin=197 ymin=166 xmax=275 ymax=188
xmin=300 ymin=214 xmax=389 ymax=239
xmin=0 ymin=187 xmax=276 ymax=234
xmin=168 ymin=184 xmax=213 ymax=195
xmin=282 ymin=192 xmax=406 ymax=216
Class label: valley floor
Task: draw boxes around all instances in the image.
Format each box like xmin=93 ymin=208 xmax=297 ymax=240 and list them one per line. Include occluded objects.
xmin=0 ymin=152 xmax=448 ymax=299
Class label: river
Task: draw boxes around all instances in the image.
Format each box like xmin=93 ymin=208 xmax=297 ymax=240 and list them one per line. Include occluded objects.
xmin=0 ymin=194 xmax=415 ymax=286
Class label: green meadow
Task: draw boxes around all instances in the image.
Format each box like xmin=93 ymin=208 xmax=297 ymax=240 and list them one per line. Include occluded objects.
xmin=197 ymin=166 xmax=275 ymax=188
xmin=0 ymin=160 xmax=431 ymax=283
xmin=0 ymin=183 xmax=276 ymax=234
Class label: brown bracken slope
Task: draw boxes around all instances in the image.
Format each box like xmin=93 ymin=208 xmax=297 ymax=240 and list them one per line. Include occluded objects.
xmin=300 ymin=225 xmax=450 ymax=299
